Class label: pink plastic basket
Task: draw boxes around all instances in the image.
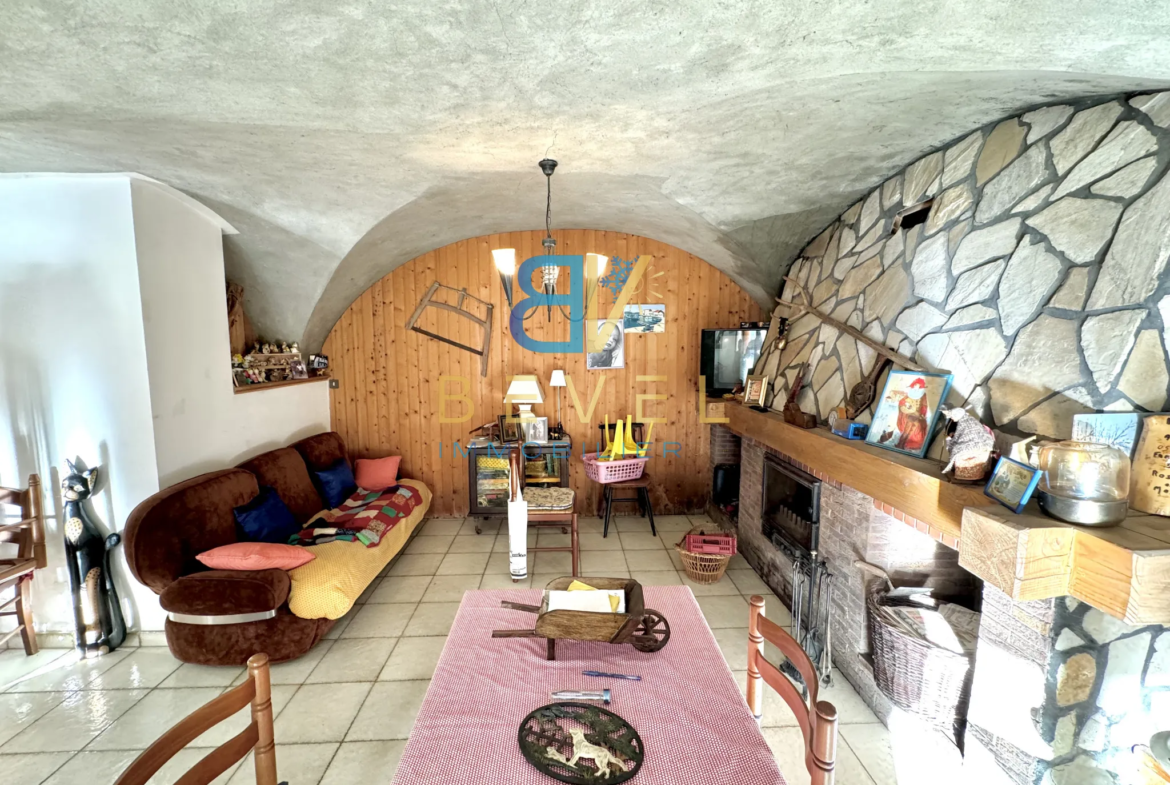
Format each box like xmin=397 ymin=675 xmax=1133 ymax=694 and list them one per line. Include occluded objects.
xmin=684 ymin=532 xmax=737 ymax=555
xmin=582 ymin=452 xmax=649 ymax=484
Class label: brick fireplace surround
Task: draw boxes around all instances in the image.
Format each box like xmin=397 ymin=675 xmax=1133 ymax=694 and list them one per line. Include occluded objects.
xmin=719 ymin=422 xmax=1169 ymax=784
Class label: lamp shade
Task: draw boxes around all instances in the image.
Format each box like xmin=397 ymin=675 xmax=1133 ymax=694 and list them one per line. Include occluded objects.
xmin=492 ymin=248 xmax=516 ymax=274
xmin=586 ymin=253 xmax=608 ymax=277
xmin=548 ymin=370 xmax=566 ymax=388
xmin=505 ymin=374 xmax=544 ymax=404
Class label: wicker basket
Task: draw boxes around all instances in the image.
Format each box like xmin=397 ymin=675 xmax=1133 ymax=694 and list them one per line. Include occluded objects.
xmin=676 ymin=543 xmax=732 ymax=584
xmin=582 ymin=452 xmax=649 ymax=484
xmin=860 ymin=564 xmax=975 ymax=741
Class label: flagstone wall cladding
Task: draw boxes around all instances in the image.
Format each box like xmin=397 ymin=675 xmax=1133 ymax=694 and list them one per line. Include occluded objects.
xmin=760 ymin=91 xmax=1170 ymax=448
xmin=965 ymin=591 xmax=1169 ymax=784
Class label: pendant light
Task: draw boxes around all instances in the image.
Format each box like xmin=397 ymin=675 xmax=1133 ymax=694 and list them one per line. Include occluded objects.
xmin=539 ymin=158 xmax=558 ymax=321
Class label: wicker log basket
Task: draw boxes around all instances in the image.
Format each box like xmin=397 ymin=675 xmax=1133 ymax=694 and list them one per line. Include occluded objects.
xmin=857 ymin=562 xmax=975 ymax=746
xmin=675 ymin=526 xmax=735 ymax=584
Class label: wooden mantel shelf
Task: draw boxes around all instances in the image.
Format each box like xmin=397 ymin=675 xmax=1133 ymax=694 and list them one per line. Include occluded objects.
xmin=960 ymin=504 xmax=1170 ymax=625
xmin=725 ymin=402 xmax=986 ymax=541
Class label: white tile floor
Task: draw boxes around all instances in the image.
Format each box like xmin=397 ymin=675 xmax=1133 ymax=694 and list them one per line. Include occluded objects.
xmin=0 ymin=514 xmax=930 ymax=785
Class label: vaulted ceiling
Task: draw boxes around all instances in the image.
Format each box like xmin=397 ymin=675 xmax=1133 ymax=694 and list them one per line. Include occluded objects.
xmin=4 ymin=1 xmax=1170 ymax=349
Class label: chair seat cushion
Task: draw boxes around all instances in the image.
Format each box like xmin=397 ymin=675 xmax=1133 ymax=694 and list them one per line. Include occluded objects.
xmin=525 ymin=487 xmax=575 ymax=510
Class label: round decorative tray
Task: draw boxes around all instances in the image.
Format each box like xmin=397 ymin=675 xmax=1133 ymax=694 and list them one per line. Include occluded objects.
xmin=518 ymin=702 xmax=644 ymax=784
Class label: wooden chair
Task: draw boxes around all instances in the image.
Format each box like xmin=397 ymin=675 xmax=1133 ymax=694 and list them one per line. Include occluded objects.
xmin=747 ymin=594 xmax=838 ymax=785
xmin=509 ymin=448 xmax=579 ymax=578
xmin=115 ymin=653 xmax=280 ymax=785
xmin=0 ymin=474 xmax=47 ymax=655
xmin=595 ymin=422 xmax=656 ymax=538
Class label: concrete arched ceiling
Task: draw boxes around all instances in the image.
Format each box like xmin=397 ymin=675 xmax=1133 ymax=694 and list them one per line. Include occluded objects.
xmin=3 ymin=2 xmax=1170 ymax=350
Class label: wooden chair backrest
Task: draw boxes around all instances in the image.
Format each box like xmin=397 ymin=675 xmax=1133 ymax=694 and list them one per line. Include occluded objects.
xmin=747 ymin=595 xmax=838 ymax=785
xmin=0 ymin=474 xmax=47 ymax=570
xmin=509 ymin=446 xmax=524 ymax=501
xmin=115 ymin=653 xmax=278 ymax=785
xmin=597 ymin=420 xmax=645 ymax=446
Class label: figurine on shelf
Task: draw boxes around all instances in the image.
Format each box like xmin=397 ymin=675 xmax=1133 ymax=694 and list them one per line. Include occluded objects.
xmin=782 ymin=363 xmax=817 ymax=428
xmin=942 ymin=407 xmax=995 ymax=482
xmin=280 ymin=341 xmax=290 ymax=353
xmin=290 ymin=342 xmax=300 ymax=354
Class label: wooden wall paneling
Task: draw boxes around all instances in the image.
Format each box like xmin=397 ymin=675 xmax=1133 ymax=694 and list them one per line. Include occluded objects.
xmin=326 ymin=230 xmax=763 ymax=516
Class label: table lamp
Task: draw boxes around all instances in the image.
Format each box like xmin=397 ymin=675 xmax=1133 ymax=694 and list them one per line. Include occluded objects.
xmin=505 ymin=375 xmax=544 ymax=420
xmin=549 ymin=370 xmax=566 ymax=438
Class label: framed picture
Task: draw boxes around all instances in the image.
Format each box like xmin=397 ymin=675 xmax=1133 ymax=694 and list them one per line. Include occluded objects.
xmin=984 ymin=456 xmax=1043 ymax=514
xmin=520 ymin=417 xmax=549 ymax=444
xmin=289 ymin=359 xmax=308 ymax=379
xmin=865 ymin=370 xmax=953 ymax=458
xmin=623 ymin=303 xmax=666 ymax=333
xmin=1071 ymin=412 xmax=1142 ymax=458
xmin=743 ymin=375 xmax=769 ymax=407
xmin=586 ymin=320 xmax=625 ymax=370
xmin=497 ymin=415 xmax=523 ymax=444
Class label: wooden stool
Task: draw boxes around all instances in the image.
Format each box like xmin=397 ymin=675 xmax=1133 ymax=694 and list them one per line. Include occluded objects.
xmin=602 ymin=473 xmax=656 ymax=539
xmin=524 ymin=486 xmax=579 ymax=579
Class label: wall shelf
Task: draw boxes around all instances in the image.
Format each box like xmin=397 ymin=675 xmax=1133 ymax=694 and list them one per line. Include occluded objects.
xmin=233 ymin=376 xmax=330 ymax=395
xmin=960 ymin=503 xmax=1170 ymax=625
xmin=725 ymin=401 xmax=986 ymax=540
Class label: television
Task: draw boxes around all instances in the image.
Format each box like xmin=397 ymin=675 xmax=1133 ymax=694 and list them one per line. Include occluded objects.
xmin=700 ymin=328 xmax=768 ymax=395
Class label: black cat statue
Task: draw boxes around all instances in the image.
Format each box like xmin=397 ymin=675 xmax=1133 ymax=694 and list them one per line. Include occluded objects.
xmin=61 ymin=460 xmax=127 ymax=656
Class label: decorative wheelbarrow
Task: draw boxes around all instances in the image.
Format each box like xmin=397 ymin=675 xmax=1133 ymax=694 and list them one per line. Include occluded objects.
xmin=492 ymin=577 xmax=671 ymax=661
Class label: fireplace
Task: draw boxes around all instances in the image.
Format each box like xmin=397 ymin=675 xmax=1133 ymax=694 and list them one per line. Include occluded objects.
xmin=761 ymin=452 xmax=821 ymax=558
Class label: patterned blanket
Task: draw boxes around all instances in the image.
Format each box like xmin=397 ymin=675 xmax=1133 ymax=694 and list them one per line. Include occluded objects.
xmin=290 ymin=485 xmax=423 ymax=548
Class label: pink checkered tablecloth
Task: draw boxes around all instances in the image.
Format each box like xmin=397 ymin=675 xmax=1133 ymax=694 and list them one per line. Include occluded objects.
xmin=391 ymin=585 xmax=786 ymax=784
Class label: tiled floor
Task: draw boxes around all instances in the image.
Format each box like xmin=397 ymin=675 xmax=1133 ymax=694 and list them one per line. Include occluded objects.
xmin=0 ymin=514 xmax=946 ymax=785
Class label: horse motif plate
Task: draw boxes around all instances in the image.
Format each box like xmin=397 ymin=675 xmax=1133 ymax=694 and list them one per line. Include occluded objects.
xmin=518 ymin=702 xmax=644 ymax=783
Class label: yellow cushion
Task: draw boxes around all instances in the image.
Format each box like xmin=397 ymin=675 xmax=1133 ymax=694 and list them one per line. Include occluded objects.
xmin=287 ymin=479 xmax=433 ymax=620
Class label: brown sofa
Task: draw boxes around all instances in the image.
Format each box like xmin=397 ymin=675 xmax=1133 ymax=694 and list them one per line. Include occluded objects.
xmin=125 ymin=432 xmax=378 ymax=665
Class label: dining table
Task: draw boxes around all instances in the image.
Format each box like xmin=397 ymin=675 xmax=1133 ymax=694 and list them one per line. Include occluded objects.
xmin=391 ymin=584 xmax=786 ymax=784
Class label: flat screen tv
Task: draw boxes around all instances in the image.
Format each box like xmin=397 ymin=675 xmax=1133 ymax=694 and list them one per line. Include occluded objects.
xmin=701 ymin=328 xmax=767 ymax=395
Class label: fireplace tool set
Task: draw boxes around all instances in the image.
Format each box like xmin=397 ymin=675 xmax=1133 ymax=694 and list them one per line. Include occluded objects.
xmin=791 ymin=552 xmax=834 ymax=687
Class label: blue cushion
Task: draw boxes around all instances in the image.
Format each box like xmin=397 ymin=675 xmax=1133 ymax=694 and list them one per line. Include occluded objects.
xmin=313 ymin=460 xmax=357 ymax=509
xmin=233 ymin=486 xmax=300 ymax=544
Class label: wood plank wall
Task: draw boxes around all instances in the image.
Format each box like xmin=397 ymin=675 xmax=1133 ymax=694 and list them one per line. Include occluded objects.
xmin=322 ymin=230 xmax=765 ymax=516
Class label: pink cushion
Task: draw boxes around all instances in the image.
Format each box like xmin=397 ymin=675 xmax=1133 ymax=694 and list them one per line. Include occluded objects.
xmin=196 ymin=542 xmax=315 ymax=571
xmin=355 ymin=456 xmax=402 ymax=491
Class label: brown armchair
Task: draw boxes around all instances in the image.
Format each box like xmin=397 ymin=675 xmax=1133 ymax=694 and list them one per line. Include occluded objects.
xmin=124 ymin=434 xmax=349 ymax=665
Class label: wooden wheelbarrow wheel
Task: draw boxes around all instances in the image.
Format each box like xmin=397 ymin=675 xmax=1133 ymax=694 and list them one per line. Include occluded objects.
xmin=630 ymin=609 xmax=670 ymax=652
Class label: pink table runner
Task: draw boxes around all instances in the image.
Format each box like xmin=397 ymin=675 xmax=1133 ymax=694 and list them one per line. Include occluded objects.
xmin=392 ymin=585 xmax=785 ymax=784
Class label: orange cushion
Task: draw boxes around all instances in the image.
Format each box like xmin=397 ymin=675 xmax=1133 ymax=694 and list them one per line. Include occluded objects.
xmin=196 ymin=542 xmax=315 ymax=571
xmin=354 ymin=456 xmax=402 ymax=491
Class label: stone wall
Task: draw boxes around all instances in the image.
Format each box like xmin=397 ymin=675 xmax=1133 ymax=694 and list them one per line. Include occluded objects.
xmin=966 ymin=591 xmax=1169 ymax=784
xmin=759 ymin=91 xmax=1170 ymax=445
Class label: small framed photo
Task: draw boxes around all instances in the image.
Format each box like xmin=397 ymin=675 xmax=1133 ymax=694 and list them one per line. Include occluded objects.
xmin=984 ymin=456 xmax=1043 ymax=514
xmin=586 ymin=320 xmax=625 ymax=370
xmin=520 ymin=417 xmax=549 ymax=444
xmin=497 ymin=415 xmax=523 ymax=444
xmin=289 ymin=359 xmax=308 ymax=379
xmin=743 ymin=375 xmax=769 ymax=407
